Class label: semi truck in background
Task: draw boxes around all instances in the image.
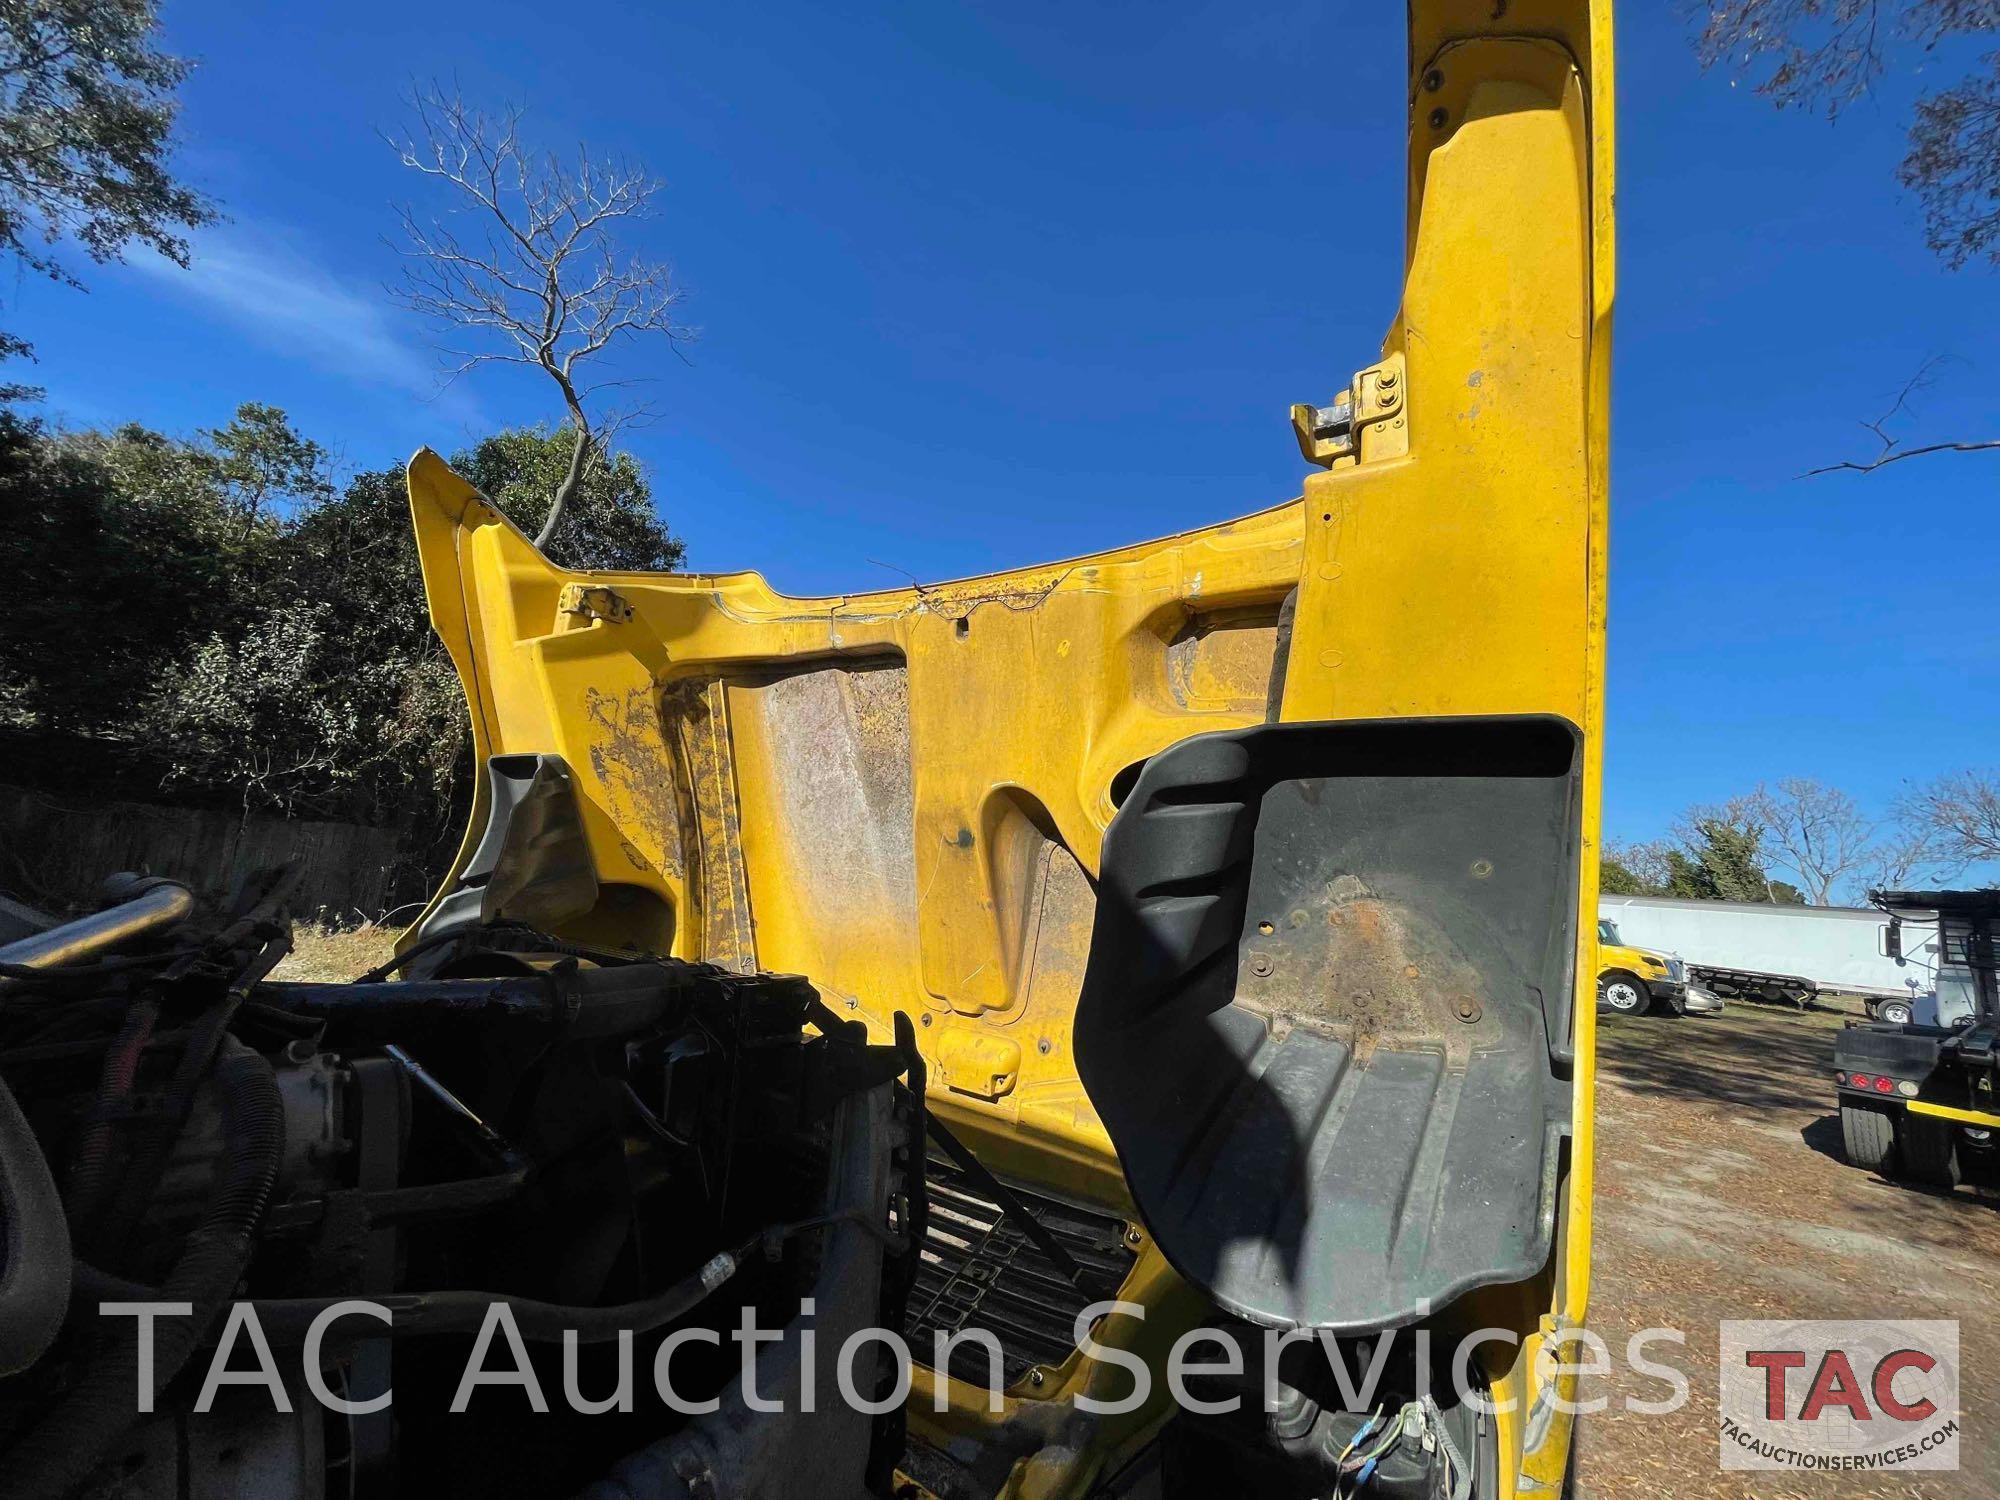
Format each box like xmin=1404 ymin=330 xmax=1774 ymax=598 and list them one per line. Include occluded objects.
xmin=1599 ymin=894 xmax=1940 ymax=1024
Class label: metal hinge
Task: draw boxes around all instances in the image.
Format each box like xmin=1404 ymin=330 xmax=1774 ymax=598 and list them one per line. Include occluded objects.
xmin=557 ymin=583 xmax=634 ymax=624
xmin=1290 ymin=353 xmax=1408 ymax=467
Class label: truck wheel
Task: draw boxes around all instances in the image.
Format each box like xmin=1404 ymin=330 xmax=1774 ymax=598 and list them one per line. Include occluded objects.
xmin=1598 ymin=971 xmax=1648 ymax=1015
xmin=1875 ymin=998 xmax=1914 ymax=1026
xmin=1841 ymin=1103 xmax=1896 ymax=1172
xmin=1896 ymin=1115 xmax=1961 ymax=1189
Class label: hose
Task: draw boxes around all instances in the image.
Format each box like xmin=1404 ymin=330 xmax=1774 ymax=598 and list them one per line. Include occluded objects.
xmin=96 ymin=933 xmax=287 ymax=1261
xmin=249 ymin=1207 xmax=889 ymax=1350
xmin=253 ymin=1245 xmax=747 ymax=1348
xmin=65 ymin=998 xmax=159 ymax=1240
xmin=0 ymin=1073 xmax=71 ymax=1377
xmin=5 ymin=1041 xmax=284 ymax=1500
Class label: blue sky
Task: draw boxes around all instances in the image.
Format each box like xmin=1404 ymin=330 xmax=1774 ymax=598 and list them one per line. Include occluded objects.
xmin=9 ymin=3 xmax=1997 ymax=852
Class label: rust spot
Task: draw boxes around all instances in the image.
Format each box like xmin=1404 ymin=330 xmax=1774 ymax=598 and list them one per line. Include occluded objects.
xmin=1245 ymin=875 xmax=1492 ymax=1053
xmin=583 ymin=685 xmax=683 ymax=880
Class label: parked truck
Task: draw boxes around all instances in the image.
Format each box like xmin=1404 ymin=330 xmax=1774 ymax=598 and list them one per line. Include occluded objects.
xmin=1834 ymin=889 xmax=1999 ymax=1188
xmin=1598 ymin=893 xmax=1940 ymax=1023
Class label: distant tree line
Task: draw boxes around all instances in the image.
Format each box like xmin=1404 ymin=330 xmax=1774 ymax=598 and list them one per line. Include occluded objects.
xmin=0 ymin=404 xmax=682 ymax=854
xmin=0 ymin=7 xmax=700 ymax=916
xmin=1603 ymin=774 xmax=2000 ymax=907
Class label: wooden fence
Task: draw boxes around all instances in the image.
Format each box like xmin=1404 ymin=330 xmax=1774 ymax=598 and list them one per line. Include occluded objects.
xmin=0 ymin=784 xmax=412 ymax=922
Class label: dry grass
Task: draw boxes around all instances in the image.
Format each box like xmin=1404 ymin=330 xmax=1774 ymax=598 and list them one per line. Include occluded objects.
xmin=271 ymin=922 xmax=401 ymax=982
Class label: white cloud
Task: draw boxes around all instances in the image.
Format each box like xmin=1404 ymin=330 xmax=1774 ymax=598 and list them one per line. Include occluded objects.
xmin=123 ymin=226 xmax=483 ymax=424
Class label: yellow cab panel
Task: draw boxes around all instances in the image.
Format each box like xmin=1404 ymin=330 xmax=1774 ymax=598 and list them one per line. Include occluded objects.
xmin=401 ymin=4 xmax=1613 ymax=1493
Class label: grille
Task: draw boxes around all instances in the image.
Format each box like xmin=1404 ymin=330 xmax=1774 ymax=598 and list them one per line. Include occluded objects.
xmin=909 ymin=1156 xmax=1138 ymax=1389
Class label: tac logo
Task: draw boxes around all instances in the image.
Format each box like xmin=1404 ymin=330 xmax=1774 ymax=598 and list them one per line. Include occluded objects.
xmin=1718 ymin=1320 xmax=1960 ymax=1472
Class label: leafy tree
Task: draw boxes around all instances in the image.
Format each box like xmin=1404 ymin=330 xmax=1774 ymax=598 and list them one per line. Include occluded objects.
xmin=1692 ymin=1 xmax=2000 ymax=267
xmin=1600 ymin=853 xmax=1655 ymax=896
xmin=200 ymin=402 xmax=334 ymax=536
xmin=0 ymin=0 xmax=216 ymax=373
xmin=148 ymin=422 xmax=682 ymax=821
xmin=2 ymin=402 xmax=684 ymax=862
xmin=1602 ymin=809 xmax=1805 ymax=904
xmin=452 ymin=427 xmax=685 ymax=571
xmin=0 ymin=411 xmax=245 ymax=729
xmin=1660 ymin=815 xmax=1807 ymax=903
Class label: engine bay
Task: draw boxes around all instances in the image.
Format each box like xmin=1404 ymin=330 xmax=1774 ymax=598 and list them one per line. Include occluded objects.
xmin=0 ymin=867 xmax=933 ymax=1499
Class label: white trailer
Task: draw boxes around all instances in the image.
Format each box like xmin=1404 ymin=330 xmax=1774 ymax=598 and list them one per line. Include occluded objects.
xmin=1598 ymin=894 xmax=1940 ymax=1020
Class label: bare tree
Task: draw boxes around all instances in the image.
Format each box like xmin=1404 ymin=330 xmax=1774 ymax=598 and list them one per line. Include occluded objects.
xmin=1899 ymin=770 xmax=2000 ymax=875
xmin=1603 ymin=838 xmax=1674 ymax=893
xmin=1691 ymin=2 xmax=2000 ymax=474
xmin=1867 ymin=822 xmax=1952 ymax=891
xmin=1750 ymin=777 xmax=1878 ymax=904
xmin=1802 ymin=354 xmax=2000 ymax=476
xmin=387 ymin=86 xmax=689 ymax=549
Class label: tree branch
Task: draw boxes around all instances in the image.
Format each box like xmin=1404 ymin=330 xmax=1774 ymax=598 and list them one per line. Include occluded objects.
xmin=385 ymin=81 xmax=691 ymax=554
xmin=1801 ymin=353 xmax=1998 ymax=476
xmin=1804 ymin=438 xmax=2000 ymax=476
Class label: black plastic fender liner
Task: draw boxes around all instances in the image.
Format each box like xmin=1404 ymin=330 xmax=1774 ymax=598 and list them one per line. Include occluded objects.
xmin=408 ymin=754 xmax=601 ymax=967
xmin=1074 ymin=716 xmax=1582 ymax=1334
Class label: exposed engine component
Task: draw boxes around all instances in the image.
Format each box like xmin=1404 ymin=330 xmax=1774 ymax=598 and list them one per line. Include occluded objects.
xmin=0 ymin=868 xmax=925 ymax=1500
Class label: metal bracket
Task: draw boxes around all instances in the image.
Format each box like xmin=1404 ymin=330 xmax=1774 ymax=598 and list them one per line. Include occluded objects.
xmin=1291 ymin=353 xmax=1408 ymax=468
xmin=558 ymin=582 xmax=634 ymax=624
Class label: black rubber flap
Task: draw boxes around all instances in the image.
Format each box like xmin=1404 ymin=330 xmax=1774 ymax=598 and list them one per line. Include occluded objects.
xmin=1074 ymin=716 xmax=1581 ymax=1333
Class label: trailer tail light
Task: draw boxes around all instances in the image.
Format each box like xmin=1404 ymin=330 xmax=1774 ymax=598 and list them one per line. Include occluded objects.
xmin=1840 ymin=1072 xmax=1872 ymax=1089
xmin=1874 ymin=1075 xmax=1895 ymax=1094
xmin=1898 ymin=1080 xmax=1919 ymax=1098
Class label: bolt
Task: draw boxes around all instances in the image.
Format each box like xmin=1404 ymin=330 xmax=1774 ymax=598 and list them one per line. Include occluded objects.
xmin=1037 ymin=1037 xmax=1053 ymax=1056
xmin=1126 ymin=1228 xmax=1143 ymax=1246
xmin=921 ymin=1013 xmax=933 ymax=1027
xmin=1423 ymin=68 xmax=1444 ymax=93
xmin=1030 ymin=1369 xmax=1045 ymax=1387
xmin=1250 ymin=954 xmax=1273 ymax=978
xmin=1471 ymin=859 xmax=1494 ymax=879
xmin=845 ymin=996 xmax=858 ymax=1009
xmin=1455 ymin=998 xmax=1483 ymax=1024
xmin=1379 ymin=368 xmax=1398 ymax=389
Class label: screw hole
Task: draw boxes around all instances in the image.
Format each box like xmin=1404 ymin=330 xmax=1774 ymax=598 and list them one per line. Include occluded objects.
xmin=953 ymin=616 xmax=969 ymax=639
xmin=1257 ymin=920 xmax=1275 ymax=935
xmin=1423 ymin=69 xmax=1444 ymax=92
xmin=1428 ymin=107 xmax=1448 ymax=130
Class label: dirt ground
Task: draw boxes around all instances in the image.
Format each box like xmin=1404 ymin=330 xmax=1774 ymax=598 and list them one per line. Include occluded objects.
xmin=1574 ymin=999 xmax=2000 ymax=1497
